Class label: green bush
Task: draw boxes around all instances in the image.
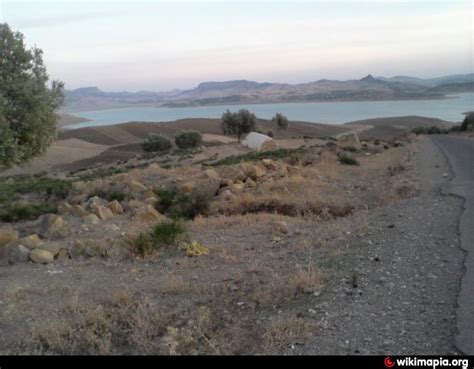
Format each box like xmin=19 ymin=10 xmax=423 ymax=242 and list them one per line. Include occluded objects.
xmin=142 ymin=133 xmax=172 ymax=153
xmin=151 ymin=220 xmax=185 ymax=247
xmin=88 ymin=189 xmax=128 ymax=202
xmin=221 ymin=109 xmax=257 ymax=141
xmin=155 ymin=188 xmax=210 ymax=219
xmin=174 ymin=130 xmax=202 ymax=149
xmin=211 ymin=147 xmax=308 ymax=166
xmin=338 ymin=153 xmax=359 ymax=166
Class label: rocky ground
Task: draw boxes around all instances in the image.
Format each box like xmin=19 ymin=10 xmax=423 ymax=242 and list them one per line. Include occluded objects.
xmin=0 ymin=130 xmax=464 ymax=354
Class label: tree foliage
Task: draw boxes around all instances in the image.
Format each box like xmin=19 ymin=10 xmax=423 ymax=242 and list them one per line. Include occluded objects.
xmin=221 ymin=109 xmax=257 ymax=141
xmin=142 ymin=133 xmax=172 ymax=152
xmin=175 ymin=130 xmax=202 ymax=149
xmin=461 ymin=112 xmax=474 ymax=131
xmin=272 ymin=113 xmax=289 ymax=131
xmin=0 ymin=23 xmax=64 ymax=170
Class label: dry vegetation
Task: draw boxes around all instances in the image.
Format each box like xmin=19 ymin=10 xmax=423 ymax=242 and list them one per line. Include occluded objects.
xmin=0 ymin=132 xmax=420 ymax=354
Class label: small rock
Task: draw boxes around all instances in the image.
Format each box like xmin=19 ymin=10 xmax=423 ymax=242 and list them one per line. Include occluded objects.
xmin=71 ymin=204 xmax=89 ymax=217
xmin=127 ymin=180 xmax=148 ymax=193
xmin=107 ymin=200 xmax=124 ymax=215
xmin=0 ymin=229 xmax=19 ymax=247
xmin=132 ymin=205 xmax=165 ymax=222
xmin=9 ymin=234 xmax=42 ymax=250
xmin=273 ymin=220 xmax=289 ymax=235
xmin=69 ymin=240 xmax=85 ymax=259
xmin=29 ymin=249 xmax=54 ymax=264
xmin=38 ymin=214 xmax=67 ymax=239
xmin=261 ymin=159 xmax=278 ymax=171
xmin=38 ymin=242 xmax=64 ymax=257
xmin=84 ymin=214 xmax=101 ymax=225
xmin=57 ymin=202 xmax=73 ymax=215
xmin=8 ymin=244 xmax=30 ymax=264
xmin=442 ymin=173 xmax=449 ymax=178
xmin=56 ymin=249 xmax=70 ymax=262
xmin=93 ymin=205 xmax=114 ymax=221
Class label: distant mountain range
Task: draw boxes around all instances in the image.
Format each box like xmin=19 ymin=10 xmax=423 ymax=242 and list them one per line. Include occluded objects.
xmin=64 ymin=73 xmax=474 ymax=112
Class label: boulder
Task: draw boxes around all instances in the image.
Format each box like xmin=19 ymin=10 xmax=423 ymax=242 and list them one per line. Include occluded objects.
xmin=38 ymin=214 xmax=67 ymax=239
xmin=107 ymin=200 xmax=124 ymax=215
xmin=93 ymin=205 xmax=114 ymax=221
xmin=8 ymin=245 xmax=30 ymax=264
xmin=0 ymin=229 xmax=19 ymax=247
xmin=84 ymin=214 xmax=101 ymax=225
xmin=132 ymin=205 xmax=165 ymax=222
xmin=337 ymin=132 xmax=361 ymax=150
xmin=244 ymin=178 xmax=257 ymax=189
xmin=181 ymin=169 xmax=221 ymax=198
xmin=38 ymin=242 xmax=64 ymax=257
xmin=241 ymin=163 xmax=266 ymax=180
xmin=10 ymin=234 xmax=43 ymax=250
xmin=57 ymin=203 xmax=73 ymax=215
xmin=219 ymin=166 xmax=246 ymax=182
xmin=29 ymin=249 xmax=54 ymax=264
xmin=261 ymin=159 xmax=278 ymax=171
xmin=127 ymin=180 xmax=148 ymax=193
xmin=69 ymin=240 xmax=85 ymax=259
xmin=56 ymin=249 xmax=70 ymax=262
xmin=86 ymin=196 xmax=107 ymax=210
xmin=71 ymin=204 xmax=89 ymax=217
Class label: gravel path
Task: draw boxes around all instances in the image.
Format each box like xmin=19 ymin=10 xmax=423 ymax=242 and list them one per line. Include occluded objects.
xmin=301 ymin=137 xmax=465 ymax=354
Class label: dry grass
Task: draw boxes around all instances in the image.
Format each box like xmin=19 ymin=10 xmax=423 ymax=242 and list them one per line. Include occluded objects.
xmin=263 ymin=316 xmax=315 ymax=352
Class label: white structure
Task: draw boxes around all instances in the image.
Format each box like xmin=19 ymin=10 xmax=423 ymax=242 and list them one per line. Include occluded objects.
xmin=241 ymin=132 xmax=279 ymax=151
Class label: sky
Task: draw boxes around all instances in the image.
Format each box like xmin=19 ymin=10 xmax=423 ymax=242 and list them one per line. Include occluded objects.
xmin=1 ymin=0 xmax=472 ymax=91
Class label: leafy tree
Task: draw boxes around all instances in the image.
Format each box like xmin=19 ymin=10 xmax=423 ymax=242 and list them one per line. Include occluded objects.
xmin=272 ymin=113 xmax=289 ymax=131
xmin=461 ymin=112 xmax=474 ymax=131
xmin=221 ymin=109 xmax=257 ymax=141
xmin=0 ymin=23 xmax=64 ymax=170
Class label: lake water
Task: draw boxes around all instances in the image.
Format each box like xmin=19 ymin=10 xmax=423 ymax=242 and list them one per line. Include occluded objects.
xmin=70 ymin=93 xmax=474 ymax=129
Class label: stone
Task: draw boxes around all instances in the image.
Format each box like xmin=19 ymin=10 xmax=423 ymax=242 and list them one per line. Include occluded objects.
xmin=273 ymin=221 xmax=289 ymax=235
xmin=241 ymin=164 xmax=266 ymax=180
xmin=221 ymin=178 xmax=233 ymax=187
xmin=8 ymin=244 xmax=31 ymax=264
xmin=38 ymin=214 xmax=67 ymax=239
xmin=105 ymin=224 xmax=121 ymax=232
xmin=230 ymin=182 xmax=245 ymax=193
xmin=29 ymin=249 xmax=54 ymax=264
xmin=218 ymin=189 xmax=235 ymax=201
xmin=38 ymin=242 xmax=64 ymax=257
xmin=245 ymin=178 xmax=257 ymax=189
xmin=10 ymin=234 xmax=43 ymax=250
xmin=0 ymin=229 xmax=19 ymax=247
xmin=337 ymin=132 xmax=362 ymax=150
xmin=219 ymin=166 xmax=246 ymax=182
xmin=57 ymin=202 xmax=73 ymax=215
xmin=132 ymin=205 xmax=165 ymax=222
xmin=261 ymin=159 xmax=278 ymax=171
xmin=56 ymin=249 xmax=70 ymax=262
xmin=107 ymin=200 xmax=124 ymax=215
xmin=93 ymin=205 xmax=114 ymax=221
xmin=181 ymin=169 xmax=221 ymax=198
xmin=69 ymin=240 xmax=85 ymax=259
xmin=124 ymin=200 xmax=145 ymax=211
xmin=127 ymin=180 xmax=148 ymax=193
xmin=71 ymin=204 xmax=89 ymax=217
xmin=86 ymin=196 xmax=107 ymax=210
xmin=84 ymin=214 xmax=101 ymax=225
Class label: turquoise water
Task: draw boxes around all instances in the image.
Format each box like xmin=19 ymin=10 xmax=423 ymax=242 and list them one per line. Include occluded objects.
xmin=70 ymin=93 xmax=474 ymax=129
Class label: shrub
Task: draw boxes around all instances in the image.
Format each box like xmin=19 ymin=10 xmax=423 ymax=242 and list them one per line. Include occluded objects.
xmin=338 ymin=153 xmax=359 ymax=166
xmin=0 ymin=202 xmax=58 ymax=222
xmin=461 ymin=112 xmax=474 ymax=131
xmin=155 ymin=188 xmax=210 ymax=219
xmin=174 ymin=130 xmax=202 ymax=149
xmin=267 ymin=130 xmax=274 ymax=138
xmin=142 ymin=133 xmax=172 ymax=153
xmin=272 ymin=113 xmax=289 ymax=131
xmin=89 ymin=190 xmax=128 ymax=202
xmin=211 ymin=147 xmax=308 ymax=166
xmin=126 ymin=232 xmax=153 ymax=257
xmin=151 ymin=220 xmax=185 ymax=247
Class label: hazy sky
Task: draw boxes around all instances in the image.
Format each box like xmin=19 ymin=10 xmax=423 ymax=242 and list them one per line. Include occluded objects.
xmin=1 ymin=0 xmax=472 ymax=91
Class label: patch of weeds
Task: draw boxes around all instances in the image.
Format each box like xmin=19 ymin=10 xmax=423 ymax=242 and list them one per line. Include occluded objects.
xmin=338 ymin=153 xmax=359 ymax=166
xmin=211 ymin=147 xmax=308 ymax=166
xmin=77 ymin=167 xmax=128 ymax=182
xmin=0 ymin=202 xmax=58 ymax=222
xmin=155 ymin=188 xmax=210 ymax=219
xmin=388 ymin=164 xmax=405 ymax=176
xmin=88 ymin=189 xmax=129 ymax=202
xmin=343 ymin=145 xmax=358 ymax=152
xmin=0 ymin=176 xmax=71 ymax=222
xmin=151 ymin=220 xmax=185 ymax=247
xmin=126 ymin=232 xmax=154 ymax=257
